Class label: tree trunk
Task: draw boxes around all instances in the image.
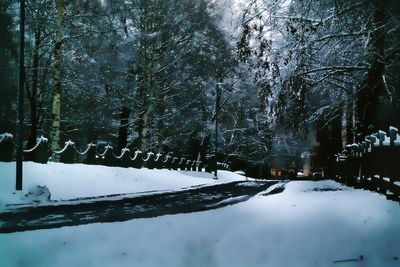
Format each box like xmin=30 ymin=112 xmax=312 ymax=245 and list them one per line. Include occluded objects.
xmin=27 ymin=27 xmax=41 ymax=149
xmin=356 ymin=0 xmax=386 ymax=138
xmin=50 ymin=0 xmax=65 ymax=152
xmin=341 ymin=98 xmax=348 ymax=148
xmin=342 ymin=92 xmax=355 ymax=146
xmin=139 ymin=97 xmax=153 ymax=151
xmin=156 ymin=92 xmax=166 ymax=152
xmin=118 ymin=106 xmax=130 ymax=151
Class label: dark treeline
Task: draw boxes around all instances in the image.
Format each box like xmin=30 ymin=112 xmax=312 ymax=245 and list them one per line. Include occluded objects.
xmin=1 ymin=0 xmax=399 ymax=166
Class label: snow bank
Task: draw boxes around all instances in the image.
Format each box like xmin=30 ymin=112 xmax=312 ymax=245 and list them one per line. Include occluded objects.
xmin=0 ymin=133 xmax=13 ymax=143
xmin=0 ymin=162 xmax=246 ymax=208
xmin=23 ymin=185 xmax=52 ymax=204
xmin=1 ymin=180 xmax=399 ymax=267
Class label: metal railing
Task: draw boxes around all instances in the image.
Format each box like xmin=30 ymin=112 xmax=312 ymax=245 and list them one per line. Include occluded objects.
xmin=333 ymin=126 xmax=400 ymax=202
xmin=0 ymin=135 xmax=236 ymax=174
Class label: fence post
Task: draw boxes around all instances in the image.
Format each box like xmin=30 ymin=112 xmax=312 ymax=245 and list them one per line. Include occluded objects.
xmin=116 ymin=148 xmax=131 ymax=168
xmin=369 ymin=135 xmax=377 ymax=151
xmin=364 ymin=138 xmax=371 ymax=153
xmin=154 ymin=153 xmax=163 ymax=169
xmin=100 ymin=145 xmax=114 ymax=166
xmin=191 ymin=160 xmax=197 ymax=171
xmin=82 ymin=143 xmax=97 ymax=165
xmin=335 ymin=126 xmax=400 ymax=201
xmin=163 ymin=153 xmax=172 ymax=170
xmin=59 ymin=140 xmax=77 ymax=164
xmin=389 ymin=126 xmax=398 ymax=146
xmin=185 ymin=159 xmax=191 ymax=171
xmin=143 ymin=152 xmax=155 ymax=169
xmin=374 ymin=133 xmax=386 ymax=193
xmin=196 ymin=160 xmax=202 ymax=172
xmin=178 ymin=158 xmax=186 ymax=171
xmin=377 ymin=131 xmax=386 ymax=147
xmin=28 ymin=136 xmax=49 ymax=164
xmin=131 ymin=150 xmax=143 ymax=168
xmin=171 ymin=157 xmax=179 ymax=170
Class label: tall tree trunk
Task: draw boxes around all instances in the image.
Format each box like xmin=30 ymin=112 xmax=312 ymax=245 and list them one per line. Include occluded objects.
xmin=50 ymin=0 xmax=65 ymax=152
xmin=156 ymin=96 xmax=166 ymax=153
xmin=139 ymin=95 xmax=153 ymax=151
xmin=341 ymin=97 xmax=348 ymax=148
xmin=343 ymin=92 xmax=355 ymax=146
xmin=118 ymin=106 xmax=130 ymax=151
xmin=138 ymin=0 xmax=158 ymax=152
xmin=27 ymin=27 xmax=41 ymax=149
xmin=356 ymin=0 xmax=386 ymax=138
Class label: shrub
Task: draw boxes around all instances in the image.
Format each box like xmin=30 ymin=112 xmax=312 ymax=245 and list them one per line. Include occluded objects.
xmin=0 ymin=133 xmax=14 ymax=162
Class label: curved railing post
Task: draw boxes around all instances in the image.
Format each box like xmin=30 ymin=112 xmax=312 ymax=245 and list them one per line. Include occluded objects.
xmin=80 ymin=143 xmax=97 ymax=165
xmin=57 ymin=140 xmax=76 ymax=164
xmin=143 ymin=152 xmax=155 ymax=169
xmin=171 ymin=157 xmax=179 ymax=170
xmin=34 ymin=137 xmax=49 ymax=163
xmin=114 ymin=148 xmax=131 ymax=168
xmin=163 ymin=153 xmax=173 ymax=170
xmin=131 ymin=150 xmax=143 ymax=168
xmin=191 ymin=160 xmax=196 ymax=171
xmin=97 ymin=145 xmax=114 ymax=166
xmin=177 ymin=157 xmax=186 ymax=171
xmin=185 ymin=159 xmax=192 ymax=171
xmin=196 ymin=160 xmax=203 ymax=172
xmin=154 ymin=153 xmax=163 ymax=169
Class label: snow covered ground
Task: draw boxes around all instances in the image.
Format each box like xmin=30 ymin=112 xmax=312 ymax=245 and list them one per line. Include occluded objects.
xmin=0 ymin=162 xmax=246 ymax=209
xmin=1 ymin=179 xmax=399 ymax=267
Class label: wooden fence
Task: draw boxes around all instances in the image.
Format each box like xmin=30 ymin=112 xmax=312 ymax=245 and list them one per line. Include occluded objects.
xmin=0 ymin=134 xmax=230 ymax=173
xmin=334 ymin=126 xmax=400 ymax=202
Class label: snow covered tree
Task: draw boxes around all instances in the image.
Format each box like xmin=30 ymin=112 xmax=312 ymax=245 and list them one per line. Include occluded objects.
xmin=236 ymin=0 xmax=400 ymax=157
xmin=0 ymin=1 xmax=17 ymax=134
xmin=49 ymin=0 xmax=66 ymax=152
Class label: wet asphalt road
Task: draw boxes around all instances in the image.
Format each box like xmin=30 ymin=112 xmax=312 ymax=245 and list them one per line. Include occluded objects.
xmin=0 ymin=181 xmax=281 ymax=233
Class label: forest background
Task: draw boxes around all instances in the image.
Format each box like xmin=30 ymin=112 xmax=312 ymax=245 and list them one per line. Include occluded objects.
xmin=1 ymin=0 xmax=399 ymax=163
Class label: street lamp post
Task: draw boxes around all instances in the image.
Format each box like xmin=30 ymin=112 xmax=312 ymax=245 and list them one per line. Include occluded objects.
xmin=16 ymin=0 xmax=25 ymax=191
xmin=214 ymin=82 xmax=220 ymax=180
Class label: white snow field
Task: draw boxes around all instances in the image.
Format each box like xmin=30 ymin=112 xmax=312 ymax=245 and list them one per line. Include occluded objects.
xmin=0 ymin=177 xmax=399 ymax=267
xmin=0 ymin=162 xmax=246 ymax=209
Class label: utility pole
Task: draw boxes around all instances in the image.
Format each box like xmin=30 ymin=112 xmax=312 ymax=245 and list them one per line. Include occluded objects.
xmin=214 ymin=83 xmax=220 ymax=180
xmin=16 ymin=0 xmax=25 ymax=191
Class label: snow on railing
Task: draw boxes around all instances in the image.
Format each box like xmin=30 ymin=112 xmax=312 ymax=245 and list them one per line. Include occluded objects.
xmin=0 ymin=133 xmax=13 ymax=143
xmin=74 ymin=143 xmax=96 ymax=155
xmin=142 ymin=152 xmax=154 ymax=162
xmin=52 ymin=140 xmax=75 ymax=154
xmin=96 ymin=145 xmax=113 ymax=158
xmin=334 ymin=125 xmax=400 ymax=202
xmin=23 ymin=136 xmax=48 ymax=153
xmin=162 ymin=152 xmax=172 ymax=163
xmin=114 ymin=148 xmax=130 ymax=159
xmin=0 ymin=133 xmax=222 ymax=173
xmin=389 ymin=126 xmax=400 ymax=146
xmin=178 ymin=157 xmax=186 ymax=167
xmin=155 ymin=153 xmax=162 ymax=161
xmin=130 ymin=150 xmax=143 ymax=161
